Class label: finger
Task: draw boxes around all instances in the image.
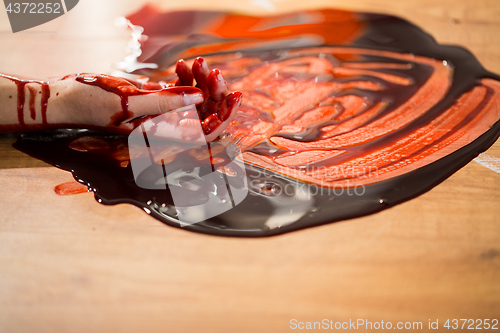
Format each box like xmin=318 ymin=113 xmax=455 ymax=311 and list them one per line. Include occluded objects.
xmin=207 ymin=69 xmax=229 ymax=102
xmin=202 ymin=91 xmax=242 ymax=142
xmin=128 ymin=86 xmax=204 ymax=116
xmin=220 ymin=91 xmax=242 ymax=121
xmin=199 ymin=98 xmax=220 ymax=121
xmin=192 ymin=57 xmax=210 ymax=94
xmin=175 ymin=59 xmax=194 ymax=86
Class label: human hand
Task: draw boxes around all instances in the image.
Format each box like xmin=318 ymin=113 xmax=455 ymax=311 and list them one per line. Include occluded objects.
xmin=0 ymin=57 xmax=242 ymax=142
xmin=57 ymin=57 xmax=242 ymax=141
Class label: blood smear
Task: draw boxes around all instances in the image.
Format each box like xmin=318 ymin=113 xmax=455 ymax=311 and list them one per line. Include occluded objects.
xmin=54 ymin=181 xmax=90 ymax=196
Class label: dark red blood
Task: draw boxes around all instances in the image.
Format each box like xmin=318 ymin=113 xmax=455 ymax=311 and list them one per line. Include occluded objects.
xmin=28 ymin=86 xmax=37 ymax=120
xmin=40 ymin=83 xmax=50 ymax=125
xmin=16 ymin=81 xmax=27 ymax=126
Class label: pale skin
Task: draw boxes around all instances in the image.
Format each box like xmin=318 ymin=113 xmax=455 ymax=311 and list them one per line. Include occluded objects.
xmin=0 ymin=57 xmax=242 ymax=141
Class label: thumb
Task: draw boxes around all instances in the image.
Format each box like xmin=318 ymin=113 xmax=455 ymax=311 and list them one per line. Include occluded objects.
xmin=128 ymin=86 xmax=204 ymax=116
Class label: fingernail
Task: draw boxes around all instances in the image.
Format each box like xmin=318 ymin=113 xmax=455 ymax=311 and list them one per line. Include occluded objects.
xmin=226 ymin=91 xmax=243 ymax=109
xmin=184 ymin=91 xmax=204 ymax=105
xmin=160 ymin=86 xmax=204 ymax=106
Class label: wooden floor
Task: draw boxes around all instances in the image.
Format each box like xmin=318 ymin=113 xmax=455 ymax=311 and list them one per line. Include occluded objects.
xmin=0 ymin=0 xmax=499 ymax=332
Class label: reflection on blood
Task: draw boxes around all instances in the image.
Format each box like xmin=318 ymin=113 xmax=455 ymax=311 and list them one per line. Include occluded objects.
xmin=211 ymin=48 xmax=499 ymax=188
xmin=14 ymin=8 xmax=500 ymax=237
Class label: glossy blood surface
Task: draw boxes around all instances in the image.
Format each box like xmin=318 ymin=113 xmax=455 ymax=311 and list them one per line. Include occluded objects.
xmin=15 ymin=8 xmax=500 ymax=237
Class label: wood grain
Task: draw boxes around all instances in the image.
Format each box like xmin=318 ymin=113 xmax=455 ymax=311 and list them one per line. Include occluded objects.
xmin=0 ymin=1 xmax=499 ymax=332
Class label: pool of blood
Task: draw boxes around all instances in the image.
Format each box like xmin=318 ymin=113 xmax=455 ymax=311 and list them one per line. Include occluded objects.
xmin=14 ymin=9 xmax=500 ymax=237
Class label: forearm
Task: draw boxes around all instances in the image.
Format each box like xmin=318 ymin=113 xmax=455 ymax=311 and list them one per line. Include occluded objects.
xmin=0 ymin=74 xmax=71 ymax=133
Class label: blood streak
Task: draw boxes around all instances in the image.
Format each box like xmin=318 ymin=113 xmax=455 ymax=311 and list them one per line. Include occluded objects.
xmin=28 ymin=85 xmax=37 ymax=120
xmin=40 ymin=82 xmax=50 ymax=125
xmin=0 ymin=74 xmax=51 ymax=128
xmin=16 ymin=80 xmax=27 ymax=126
xmin=75 ymin=74 xmax=144 ymax=126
